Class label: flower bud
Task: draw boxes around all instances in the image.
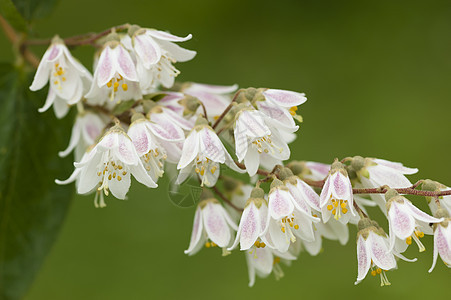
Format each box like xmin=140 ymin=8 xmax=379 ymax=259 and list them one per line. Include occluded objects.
xmin=250 ymin=186 xmax=265 ymax=199
xmin=385 ymin=188 xmax=399 ymax=202
xmin=351 ymin=156 xmax=365 ymax=172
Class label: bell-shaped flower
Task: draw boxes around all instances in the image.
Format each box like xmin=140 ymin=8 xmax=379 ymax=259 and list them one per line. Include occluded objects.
xmin=127 ymin=113 xmax=185 ymax=182
xmin=422 ymin=180 xmax=451 ymax=215
xmin=255 ymin=88 xmax=306 ymax=131
xmin=386 ymin=191 xmax=443 ymax=253
xmin=245 ymin=246 xmax=296 ymax=287
xmin=183 ymin=83 xmax=238 ymax=119
xmin=122 ymin=28 xmax=196 ymax=92
xmin=428 ymin=210 xmax=451 ymax=272
xmin=85 ymin=41 xmax=141 ymax=105
xmin=355 ymin=227 xmax=397 ymax=286
xmin=351 ymin=156 xmax=418 ymax=214
xmin=30 ymin=37 xmax=92 ymax=118
xmin=319 ymin=162 xmax=356 ymax=224
xmin=228 ymin=187 xmax=269 ymax=251
xmin=234 ymin=109 xmax=291 ymax=176
xmin=177 ymin=117 xmax=242 ymax=187
xmin=184 ymin=198 xmax=237 ymax=256
xmin=56 ymin=126 xmax=157 ymax=203
xmin=264 ymin=179 xmax=320 ymax=253
xmin=59 ymin=112 xmax=105 ymax=161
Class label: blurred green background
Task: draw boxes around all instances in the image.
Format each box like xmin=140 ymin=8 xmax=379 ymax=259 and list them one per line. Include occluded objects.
xmin=2 ymin=0 xmax=450 ymax=299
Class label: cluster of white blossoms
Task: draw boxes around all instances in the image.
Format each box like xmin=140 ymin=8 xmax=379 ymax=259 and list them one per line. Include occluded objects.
xmin=30 ymin=24 xmax=451 ymax=287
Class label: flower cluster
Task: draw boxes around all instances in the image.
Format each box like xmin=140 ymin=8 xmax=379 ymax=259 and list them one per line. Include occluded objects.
xmin=30 ymin=24 xmax=451 ymax=287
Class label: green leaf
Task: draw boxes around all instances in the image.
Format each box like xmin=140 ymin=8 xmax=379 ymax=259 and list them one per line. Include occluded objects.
xmin=112 ymin=99 xmax=136 ymax=115
xmin=11 ymin=0 xmax=59 ymax=21
xmin=0 ymin=0 xmax=28 ymax=32
xmin=0 ymin=63 xmax=74 ymax=300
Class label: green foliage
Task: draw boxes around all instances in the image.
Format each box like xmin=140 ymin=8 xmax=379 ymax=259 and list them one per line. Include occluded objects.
xmin=0 ymin=0 xmax=58 ymax=32
xmin=0 ymin=63 xmax=74 ymax=300
xmin=111 ymin=99 xmax=136 ymax=115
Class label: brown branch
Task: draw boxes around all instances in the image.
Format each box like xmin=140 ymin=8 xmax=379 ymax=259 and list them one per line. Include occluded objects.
xmin=0 ymin=15 xmax=39 ymax=68
xmin=24 ymin=24 xmax=130 ymax=47
xmin=211 ymin=186 xmax=243 ymax=212
xmin=212 ymin=89 xmax=241 ymax=129
xmin=301 ymin=178 xmax=451 ymax=197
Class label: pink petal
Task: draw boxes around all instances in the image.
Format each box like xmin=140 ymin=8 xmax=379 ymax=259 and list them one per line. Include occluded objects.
xmin=356 ymin=235 xmax=371 ymax=283
xmin=127 ymin=122 xmax=152 ymax=156
xmin=134 ymin=34 xmax=161 ymax=68
xmin=263 ymin=89 xmax=307 ymax=107
xmin=388 ymin=202 xmax=415 ymax=240
xmin=268 ymin=188 xmax=294 ymax=219
xmin=184 ymin=207 xmax=204 ymax=255
xmin=115 ymin=45 xmax=138 ymax=81
xmin=369 ymin=232 xmax=397 ymax=271
xmin=202 ymin=202 xmax=231 ymax=248
xmin=238 ymin=203 xmax=261 ymax=250
xmin=96 ymin=46 xmax=115 ymax=87
xmin=114 ymin=133 xmax=139 ymax=165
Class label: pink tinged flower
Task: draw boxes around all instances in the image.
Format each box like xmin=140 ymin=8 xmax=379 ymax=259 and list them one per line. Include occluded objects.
xmin=319 ymin=167 xmax=356 ymax=224
xmin=387 ymin=196 xmax=443 ymax=253
xmin=304 ymin=161 xmax=330 ymax=181
xmin=355 ymin=230 xmax=397 ymax=286
xmin=85 ymin=42 xmax=141 ymax=105
xmin=356 ymin=157 xmax=418 ymax=214
xmin=56 ymin=129 xmax=157 ymax=204
xmin=234 ymin=109 xmax=290 ymax=176
xmin=264 ymin=181 xmax=320 ymax=253
xmin=124 ymin=29 xmax=195 ymax=91
xmin=30 ymin=40 xmax=92 ymax=117
xmin=184 ymin=199 xmax=237 ymax=256
xmin=183 ymin=83 xmax=238 ymax=118
xmin=245 ymin=246 xmax=296 ymax=287
xmin=228 ymin=194 xmax=269 ymax=251
xmin=257 ymin=88 xmax=306 ymax=130
xmin=127 ymin=116 xmax=184 ymax=182
xmin=177 ymin=124 xmax=242 ymax=187
xmin=429 ymin=219 xmax=451 ymax=272
xmin=285 ymin=177 xmax=321 ymax=212
xmin=59 ymin=112 xmax=105 ymax=161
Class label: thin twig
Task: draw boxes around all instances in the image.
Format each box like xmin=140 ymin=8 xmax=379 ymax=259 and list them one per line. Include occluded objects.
xmin=0 ymin=15 xmax=39 ymax=68
xmin=212 ymin=89 xmax=241 ymax=129
xmin=211 ymin=186 xmax=243 ymax=212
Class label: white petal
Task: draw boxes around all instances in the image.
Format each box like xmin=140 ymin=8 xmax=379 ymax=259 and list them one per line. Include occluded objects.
xmin=199 ymin=127 xmax=225 ymax=163
xmin=388 ymin=202 xmax=415 ymax=240
xmin=114 ymin=45 xmax=138 ymax=82
xmin=184 ymin=207 xmax=204 ymax=255
xmin=128 ymin=121 xmax=153 ymax=156
xmin=158 ymin=40 xmax=196 ymax=62
xmin=148 ymin=114 xmax=185 ymax=141
xmin=113 ymin=133 xmax=139 ymax=165
xmin=406 ymin=201 xmax=443 ymax=224
xmin=202 ymin=202 xmax=231 ymax=248
xmin=263 ymin=89 xmax=307 ymax=107
xmin=177 ymin=130 xmax=199 ymax=169
xmin=373 ymin=158 xmax=418 ymax=175
xmin=147 ymin=30 xmax=192 ymax=42
xmin=234 ymin=203 xmax=261 ymax=250
xmin=38 ymin=87 xmax=56 ymax=113
xmin=130 ymin=161 xmax=158 ymax=188
xmin=268 ymin=188 xmax=294 ymax=220
xmin=59 ymin=116 xmax=82 ymax=157
xmin=29 ymin=45 xmax=60 ymax=91
xmin=369 ymin=232 xmax=396 ymax=271
xmin=134 ymin=34 xmax=161 ymax=68
xmin=108 ymin=171 xmax=131 ymax=199
xmin=52 ymin=97 xmax=70 ymax=119
xmin=95 ymin=46 xmax=115 ymax=87
xmin=355 ymin=235 xmax=371 ymax=284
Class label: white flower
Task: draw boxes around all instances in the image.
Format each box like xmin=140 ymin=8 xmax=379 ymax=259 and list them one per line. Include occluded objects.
xmin=123 ymin=29 xmax=196 ymax=92
xmin=257 ymin=88 xmax=306 ymax=130
xmin=234 ymin=109 xmax=291 ymax=176
xmin=127 ymin=114 xmax=185 ymax=182
xmin=59 ymin=112 xmax=105 ymax=161
xmin=319 ymin=163 xmax=356 ymax=224
xmin=353 ymin=157 xmax=418 ymax=214
xmin=177 ymin=120 xmax=242 ymax=187
xmin=423 ymin=180 xmax=451 ymax=215
xmin=56 ymin=128 xmax=157 ymax=205
xmin=304 ymin=161 xmax=330 ymax=181
xmin=387 ymin=194 xmax=442 ymax=253
xmin=228 ymin=187 xmax=269 ymax=251
xmin=85 ymin=41 xmax=141 ymax=105
xmin=355 ymin=228 xmax=397 ymax=286
xmin=429 ymin=214 xmax=451 ymax=272
xmin=183 ymin=83 xmax=238 ymax=119
xmin=264 ymin=179 xmax=320 ymax=253
xmin=185 ymin=199 xmax=237 ymax=256
xmin=30 ymin=38 xmax=92 ymax=118
xmin=245 ymin=246 xmax=296 ymax=287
